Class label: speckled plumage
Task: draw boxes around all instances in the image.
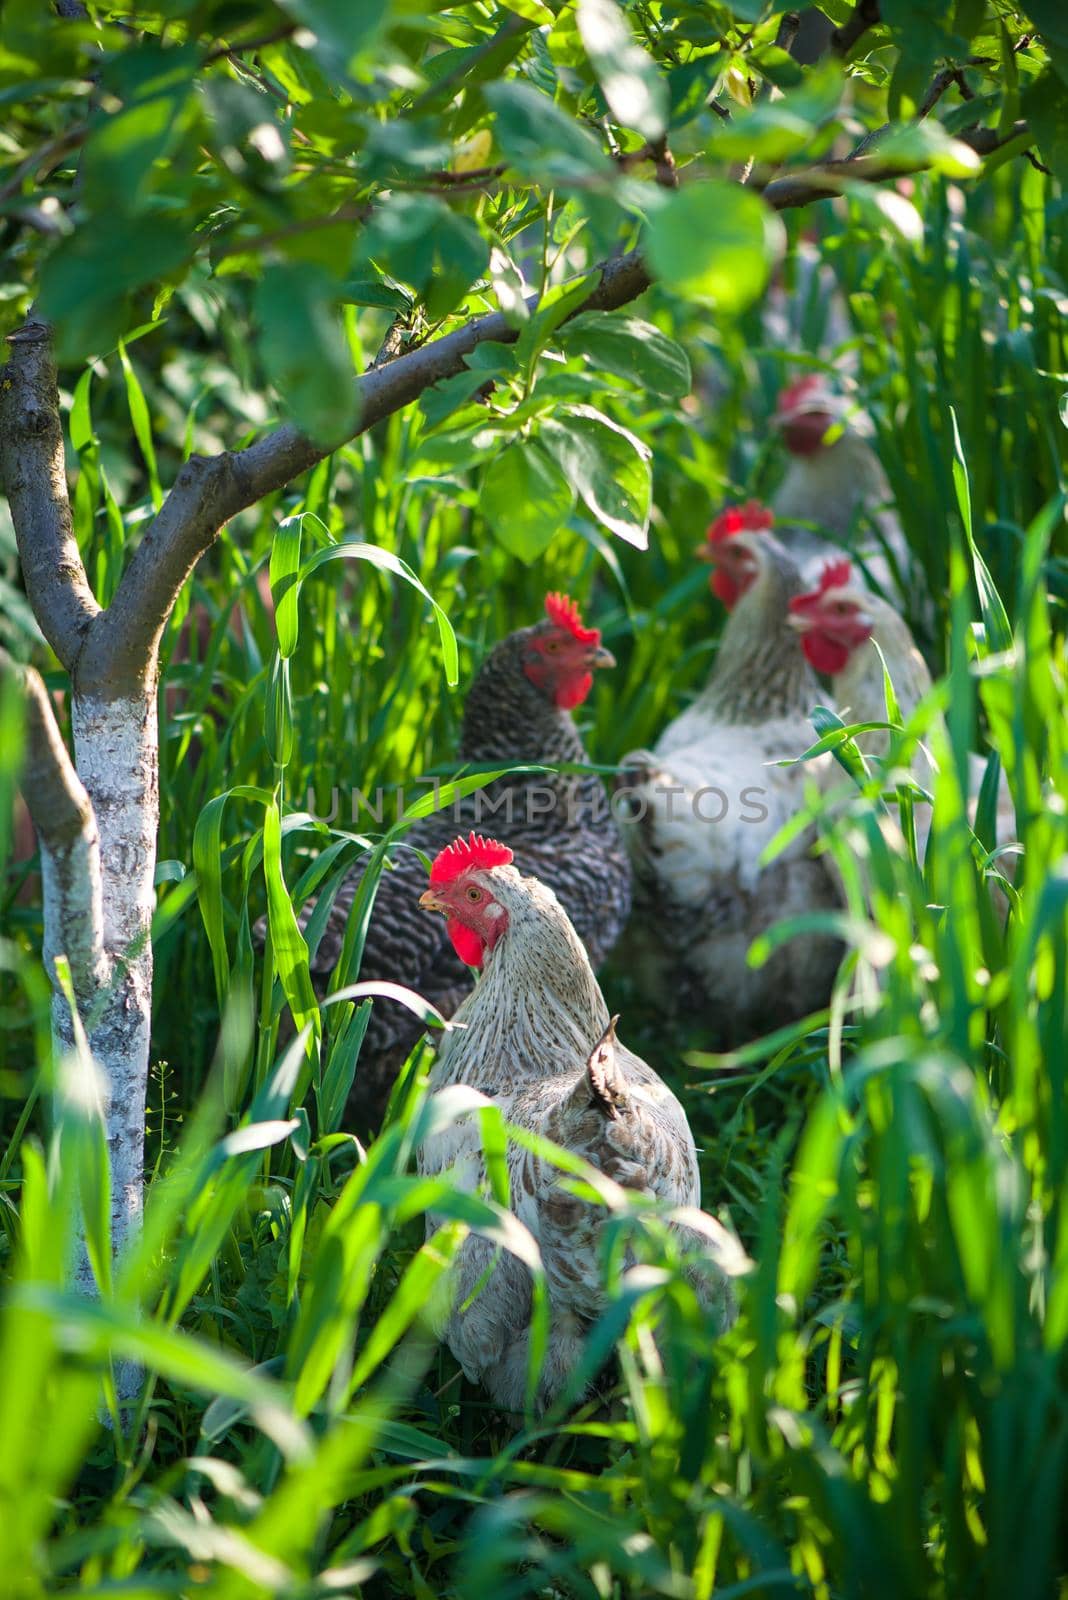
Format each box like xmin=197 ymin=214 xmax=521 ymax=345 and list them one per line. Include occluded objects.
xmin=619 ymin=534 xmax=844 ymax=1042
xmin=295 ymin=621 xmax=632 ymax=1127
xmin=417 ymin=863 xmax=737 ymax=1414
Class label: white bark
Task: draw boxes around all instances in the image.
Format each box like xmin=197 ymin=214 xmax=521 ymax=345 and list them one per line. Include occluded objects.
xmin=71 ymin=692 xmax=158 ymax=1271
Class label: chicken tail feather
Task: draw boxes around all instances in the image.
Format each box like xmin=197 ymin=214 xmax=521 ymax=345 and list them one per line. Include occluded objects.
xmin=586 ymin=1016 xmax=628 ymax=1118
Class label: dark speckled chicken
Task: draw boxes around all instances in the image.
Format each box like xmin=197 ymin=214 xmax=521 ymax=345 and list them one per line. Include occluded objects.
xmin=283 ymin=595 xmax=632 ymax=1129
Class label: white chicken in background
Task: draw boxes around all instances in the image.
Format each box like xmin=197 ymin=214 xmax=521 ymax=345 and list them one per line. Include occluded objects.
xmin=617 ymin=504 xmax=843 ymax=1043
xmin=772 ymin=373 xmax=913 ymax=603
xmin=788 ymin=560 xmax=1017 ymax=868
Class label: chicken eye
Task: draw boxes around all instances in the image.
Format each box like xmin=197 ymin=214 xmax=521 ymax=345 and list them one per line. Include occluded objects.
xmin=544 ymin=638 xmax=560 ymax=653
xmin=466 ymin=885 xmax=483 ymax=903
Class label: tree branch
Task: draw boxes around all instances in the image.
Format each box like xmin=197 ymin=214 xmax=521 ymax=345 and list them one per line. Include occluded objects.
xmin=201 ymin=22 xmax=297 ymax=67
xmin=759 ymin=120 xmax=1031 ymax=210
xmin=0 ymin=322 xmax=100 ymax=672
xmin=1 ymin=650 xmax=106 ymax=1006
xmin=78 ymin=251 xmax=653 ymax=694
xmin=831 ymin=0 xmax=880 ymax=57
xmin=69 ymin=117 xmax=1030 ymax=695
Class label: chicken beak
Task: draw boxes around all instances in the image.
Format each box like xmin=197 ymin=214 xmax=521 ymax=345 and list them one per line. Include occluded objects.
xmin=589 ymin=644 xmax=616 ymax=670
xmin=695 ymin=542 xmax=715 ymax=562
xmin=786 ymin=611 xmax=813 ymax=632
xmin=419 ymin=888 xmax=447 ymax=914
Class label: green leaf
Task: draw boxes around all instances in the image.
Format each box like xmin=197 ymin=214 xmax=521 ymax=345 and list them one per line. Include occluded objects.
xmin=357 ymin=195 xmax=488 ymax=319
xmin=262 ymin=798 xmax=321 ymax=1055
xmin=1016 ymin=0 xmax=1068 ymax=58
xmin=117 ymin=339 xmax=161 ymax=510
xmin=538 ymin=405 xmax=651 ymax=548
xmin=645 ymin=181 xmax=782 ymax=312
xmin=712 ymin=102 xmax=836 ymax=165
xmin=255 ymin=262 xmax=358 ymax=447
xmin=481 ymin=440 xmax=575 ymax=562
xmin=562 ymin=311 xmax=691 ymax=399
xmin=264 ymin=654 xmax=294 ymax=768
xmin=1025 ymin=70 xmax=1068 ymax=183
xmin=576 ymin=0 xmax=668 ymax=141
xmin=488 ymin=243 xmax=530 ymax=324
xmin=949 ymin=408 xmax=1012 ymax=656
xmin=298 ymin=537 xmax=459 ymax=685
xmin=81 ymin=44 xmax=197 ymax=212
xmin=515 ymin=273 xmax=596 ymax=375
xmin=341 ymin=274 xmax=415 ymax=312
xmin=841 ymin=180 xmax=924 ymax=245
xmin=747 ymin=43 xmax=805 ymax=91
xmin=485 ymin=80 xmax=614 ymax=184
xmin=426 ymin=209 xmax=490 ymax=319
xmin=270 ymin=518 xmax=303 ymax=659
xmin=501 ymin=0 xmax=554 ymax=21
xmin=38 ymin=215 xmax=192 ymax=360
xmin=11 ymin=1286 xmax=310 ymax=1462
xmin=276 ymin=0 xmax=389 ymax=77
xmin=863 ymin=120 xmax=983 ymax=178
xmin=419 ymin=369 xmax=495 ymax=429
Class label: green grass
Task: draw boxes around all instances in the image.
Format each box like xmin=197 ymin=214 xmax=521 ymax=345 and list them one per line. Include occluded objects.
xmin=2 ymin=162 xmax=1068 ymax=1597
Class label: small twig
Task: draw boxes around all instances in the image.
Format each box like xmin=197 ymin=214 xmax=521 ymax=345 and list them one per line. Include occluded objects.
xmin=831 ymin=0 xmax=880 ymax=57
xmin=370 ymin=319 xmax=410 ymax=371
xmin=615 ymin=138 xmax=678 ymax=188
xmin=918 ymin=68 xmax=961 ymax=119
xmin=202 ymin=23 xmax=297 ymax=67
xmin=0 ymin=124 xmax=88 ymax=205
xmin=1024 ymin=149 xmax=1053 ymax=176
xmin=425 ymin=163 xmax=508 ymax=187
xmin=918 ymin=56 xmax=993 ymax=119
xmin=774 ymin=11 xmax=801 ymax=56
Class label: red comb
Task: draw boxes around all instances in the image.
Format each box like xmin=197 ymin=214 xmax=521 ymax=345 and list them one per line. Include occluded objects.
xmin=704 ymin=500 xmax=774 ymax=546
xmin=816 ymin=557 xmax=852 ymax=594
xmin=777 ymin=373 xmax=829 ymax=415
xmin=788 ymin=558 xmax=854 ymax=615
xmin=544 ymin=592 xmax=600 ymax=645
xmin=430 ymin=831 xmax=514 ymax=885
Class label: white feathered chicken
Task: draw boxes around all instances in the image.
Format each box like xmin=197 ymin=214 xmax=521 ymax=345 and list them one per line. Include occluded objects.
xmin=787 ymin=560 xmax=1017 ymax=862
xmin=618 ymin=504 xmax=843 ymax=1041
xmin=416 ymin=832 xmax=738 ymax=1414
xmin=773 ymin=374 xmax=912 ymax=601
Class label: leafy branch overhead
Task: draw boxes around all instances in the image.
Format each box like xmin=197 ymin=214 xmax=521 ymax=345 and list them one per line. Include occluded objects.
xmin=1 ymin=0 xmax=1064 ymax=581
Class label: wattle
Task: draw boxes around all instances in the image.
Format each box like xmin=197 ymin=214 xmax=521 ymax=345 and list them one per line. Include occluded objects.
xmin=803 ymin=631 xmax=851 ymax=675
xmin=555 ymin=672 xmax=593 ymax=710
xmin=784 ymin=411 xmax=833 ymax=457
xmin=447 ymin=919 xmax=485 ymax=968
xmin=711 ymin=568 xmax=739 ymax=608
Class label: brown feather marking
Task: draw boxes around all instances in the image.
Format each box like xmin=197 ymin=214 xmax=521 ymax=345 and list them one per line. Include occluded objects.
xmin=586 ymin=1015 xmax=627 ymax=1117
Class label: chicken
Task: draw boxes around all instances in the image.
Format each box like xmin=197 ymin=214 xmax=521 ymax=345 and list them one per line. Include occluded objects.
xmin=415 ymin=832 xmax=738 ymax=1414
xmin=772 ymin=373 xmax=912 ymax=601
xmin=787 ymin=560 xmax=932 ymax=753
xmin=617 ymin=503 xmax=843 ymax=1043
xmin=787 ymin=560 xmax=1016 ymax=863
xmin=271 ymin=594 xmax=633 ymax=1130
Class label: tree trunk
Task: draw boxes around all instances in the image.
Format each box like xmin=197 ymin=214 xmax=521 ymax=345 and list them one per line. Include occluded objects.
xmin=70 ymin=690 xmax=157 ymax=1280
